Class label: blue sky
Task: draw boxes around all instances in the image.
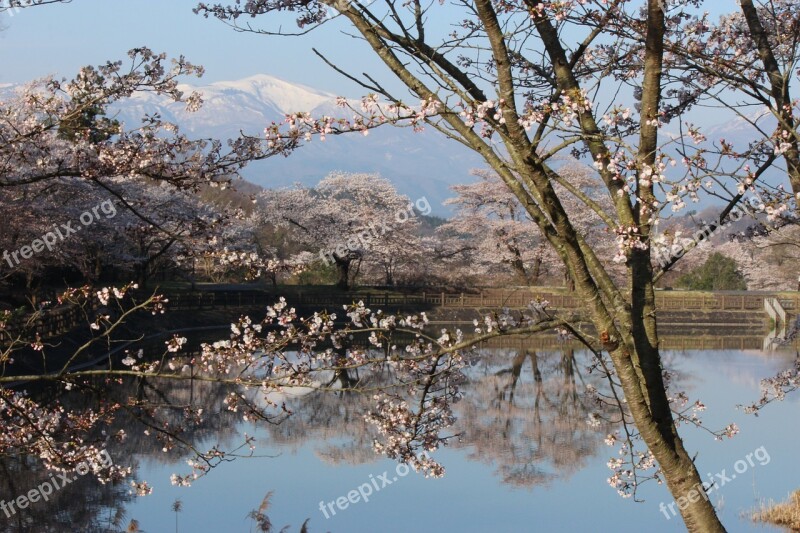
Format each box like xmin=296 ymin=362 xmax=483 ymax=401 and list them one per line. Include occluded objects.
xmin=1 ymin=1 xmax=734 ymax=102
xmin=0 ymin=0 xmax=743 ymax=144
xmin=0 ymin=0 xmax=397 ymax=95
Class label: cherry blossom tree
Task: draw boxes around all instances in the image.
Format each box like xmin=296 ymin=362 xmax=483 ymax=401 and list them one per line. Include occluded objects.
xmin=259 ymin=172 xmax=424 ymax=289
xmin=191 ymin=1 xmax=800 ymax=529
xmin=104 ymin=181 xmax=230 ymax=286
xmin=439 ymin=170 xmax=558 ymax=285
xmin=717 ymin=234 xmax=797 ymax=291
xmin=441 ymin=161 xmax=614 ymax=286
xmin=0 ymin=49 xmax=248 ymax=190
xmin=361 ymin=227 xmax=426 ymax=287
xmin=662 ymin=0 xmax=800 ymax=197
xmin=0 ymin=174 xmax=256 ymax=291
xmin=0 ymin=43 xmax=341 ymax=301
xmin=4 ymin=1 xmax=800 ymax=531
xmin=453 ymin=347 xmax=617 ymax=486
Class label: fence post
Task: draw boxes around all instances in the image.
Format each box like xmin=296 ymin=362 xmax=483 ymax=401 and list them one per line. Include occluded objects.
xmin=441 ymin=292 xmax=445 ymax=307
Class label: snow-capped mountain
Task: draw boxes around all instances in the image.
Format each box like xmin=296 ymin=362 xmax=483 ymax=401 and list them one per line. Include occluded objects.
xmin=704 ymin=108 xmax=777 ymax=142
xmin=0 ymin=73 xmax=482 ymax=212
xmin=8 ymin=72 xmax=783 ymax=214
xmin=202 ymin=74 xmax=337 ymax=113
xmin=113 ymin=74 xmax=484 ymax=213
xmin=118 ymin=75 xmax=338 ymax=137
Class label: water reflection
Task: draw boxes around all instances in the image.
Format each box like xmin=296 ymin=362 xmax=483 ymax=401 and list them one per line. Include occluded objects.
xmin=453 ymin=348 xmax=615 ymax=487
xmin=0 ymin=369 xmax=247 ymax=532
xmin=0 ymin=455 xmax=134 ymax=532
xmin=1 ymin=342 xmax=797 ymax=532
xmin=249 ymin=346 xmax=617 ymax=488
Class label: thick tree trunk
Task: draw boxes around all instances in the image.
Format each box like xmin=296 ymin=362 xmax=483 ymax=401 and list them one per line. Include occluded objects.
xmin=563 ymin=270 xmax=575 ymax=292
xmin=620 ymin=344 xmax=725 ymax=530
xmin=506 ymin=244 xmax=530 ymax=285
xmin=335 ymin=259 xmax=350 ymax=290
xmin=384 ymin=266 xmax=395 ymax=286
xmin=509 ymin=257 xmax=529 ymax=286
xmin=93 ymin=255 xmax=102 ymax=282
xmin=530 ymin=256 xmax=542 ymax=286
xmin=581 ymin=273 xmax=726 ymax=531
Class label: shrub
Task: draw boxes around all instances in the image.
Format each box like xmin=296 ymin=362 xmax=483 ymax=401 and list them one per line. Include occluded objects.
xmin=675 ymin=252 xmax=747 ymax=291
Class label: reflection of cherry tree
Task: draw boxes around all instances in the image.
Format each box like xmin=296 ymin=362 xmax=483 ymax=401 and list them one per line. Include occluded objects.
xmin=0 ymin=286 xmax=745 ymax=533
xmin=454 ymin=348 xmax=615 ymax=487
xmin=0 ymin=453 xmax=136 ymax=532
xmin=0 ymin=381 xmax=133 ymax=530
xmin=227 ymin=343 xmax=617 ymax=491
xmin=0 ymin=351 xmax=258 ymax=530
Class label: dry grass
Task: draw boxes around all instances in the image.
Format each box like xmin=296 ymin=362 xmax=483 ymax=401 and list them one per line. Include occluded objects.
xmin=752 ymin=491 xmax=800 ymax=531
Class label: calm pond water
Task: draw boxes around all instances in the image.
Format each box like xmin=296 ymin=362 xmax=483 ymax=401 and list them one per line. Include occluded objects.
xmin=2 ymin=343 xmax=798 ymax=532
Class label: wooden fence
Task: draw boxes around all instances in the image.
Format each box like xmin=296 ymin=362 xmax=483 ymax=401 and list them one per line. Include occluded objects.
xmin=152 ymin=289 xmax=800 ymax=313
xmin=1 ymin=303 xmax=89 ymax=341
xmin=475 ymin=333 xmax=775 ymax=351
xmin=4 ymin=288 xmax=797 ymax=341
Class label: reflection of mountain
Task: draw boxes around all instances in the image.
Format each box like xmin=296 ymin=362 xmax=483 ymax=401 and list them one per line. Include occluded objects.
xmin=252 ymin=368 xmax=392 ymax=466
xmin=113 ymin=74 xmax=484 ymax=214
xmin=668 ymin=349 xmax=797 ymax=393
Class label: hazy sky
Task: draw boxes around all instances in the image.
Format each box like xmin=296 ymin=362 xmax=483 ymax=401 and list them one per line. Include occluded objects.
xmin=0 ymin=0 xmax=399 ymax=95
xmin=0 ymin=0 xmax=736 ymax=125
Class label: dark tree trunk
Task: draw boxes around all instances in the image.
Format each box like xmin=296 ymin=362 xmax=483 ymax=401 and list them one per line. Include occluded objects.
xmin=530 ymin=256 xmax=542 ymax=285
xmin=335 ymin=258 xmax=350 ymax=290
xmin=564 ymin=270 xmax=575 ymax=292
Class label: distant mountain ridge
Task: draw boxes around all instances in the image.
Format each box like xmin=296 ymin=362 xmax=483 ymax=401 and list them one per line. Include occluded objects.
xmin=114 ymin=74 xmax=484 ymax=214
xmin=111 ymin=78 xmax=790 ymax=213
xmin=1 ymin=75 xmax=779 ymax=215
